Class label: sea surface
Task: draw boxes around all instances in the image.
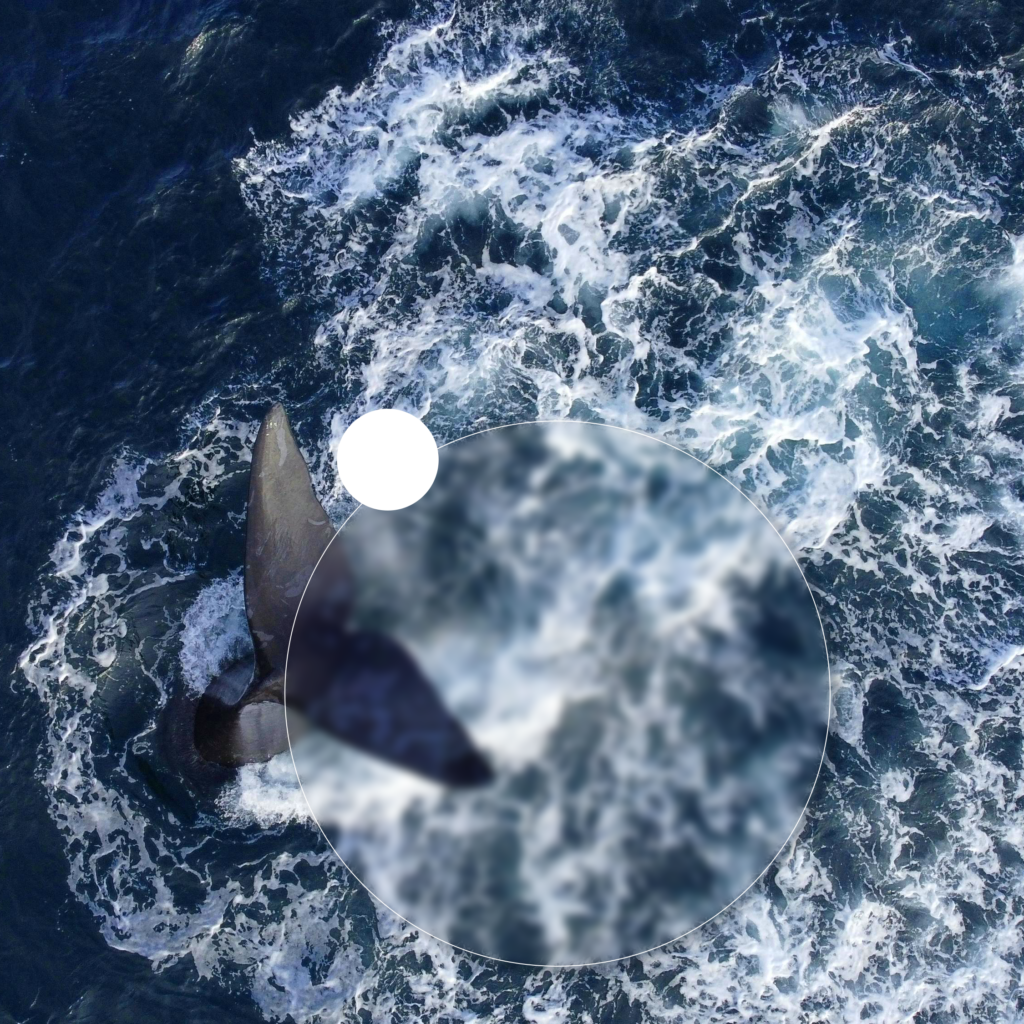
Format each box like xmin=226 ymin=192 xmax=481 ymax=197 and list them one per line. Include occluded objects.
xmin=2 ymin=0 xmax=1024 ymax=1020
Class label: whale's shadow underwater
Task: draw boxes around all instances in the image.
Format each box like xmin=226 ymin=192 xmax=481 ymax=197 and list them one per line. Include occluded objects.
xmin=160 ymin=404 xmax=492 ymax=795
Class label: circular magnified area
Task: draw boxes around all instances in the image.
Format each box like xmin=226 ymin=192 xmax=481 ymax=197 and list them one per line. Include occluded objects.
xmin=286 ymin=421 xmax=829 ymax=966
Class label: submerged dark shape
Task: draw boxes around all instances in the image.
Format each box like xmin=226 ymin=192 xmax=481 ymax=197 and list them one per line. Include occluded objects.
xmin=188 ymin=403 xmax=493 ymax=787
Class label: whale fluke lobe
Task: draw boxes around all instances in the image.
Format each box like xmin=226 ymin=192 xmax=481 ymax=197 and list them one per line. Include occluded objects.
xmin=289 ymin=621 xmax=495 ymax=786
xmin=191 ymin=403 xmax=492 ymax=787
xmin=245 ymin=402 xmax=350 ymax=680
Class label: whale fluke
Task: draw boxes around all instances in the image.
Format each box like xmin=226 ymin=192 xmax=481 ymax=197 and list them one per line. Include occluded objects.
xmin=191 ymin=403 xmax=492 ymax=787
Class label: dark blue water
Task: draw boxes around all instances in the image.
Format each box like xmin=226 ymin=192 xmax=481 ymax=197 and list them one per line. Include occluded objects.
xmin=3 ymin=0 xmax=1024 ymax=1020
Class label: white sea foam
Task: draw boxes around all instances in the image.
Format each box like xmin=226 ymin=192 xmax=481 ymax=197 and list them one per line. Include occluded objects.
xmin=179 ymin=574 xmax=248 ymax=695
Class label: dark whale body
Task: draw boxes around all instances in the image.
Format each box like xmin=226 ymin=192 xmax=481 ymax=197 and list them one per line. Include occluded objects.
xmin=164 ymin=404 xmax=492 ymax=789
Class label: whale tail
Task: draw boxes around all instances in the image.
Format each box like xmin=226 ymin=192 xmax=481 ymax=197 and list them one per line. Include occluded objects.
xmin=190 ymin=404 xmax=492 ymax=787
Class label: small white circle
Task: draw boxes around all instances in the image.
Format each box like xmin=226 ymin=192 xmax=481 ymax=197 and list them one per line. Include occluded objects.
xmin=336 ymin=409 xmax=439 ymax=511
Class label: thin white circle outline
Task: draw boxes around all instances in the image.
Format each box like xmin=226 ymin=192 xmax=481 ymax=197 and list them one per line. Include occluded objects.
xmin=284 ymin=418 xmax=833 ymax=968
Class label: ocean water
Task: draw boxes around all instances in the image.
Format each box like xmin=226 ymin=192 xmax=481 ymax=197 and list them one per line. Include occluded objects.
xmin=3 ymin=0 xmax=1024 ymax=1020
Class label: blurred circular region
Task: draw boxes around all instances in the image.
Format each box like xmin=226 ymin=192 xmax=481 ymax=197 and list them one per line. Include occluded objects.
xmin=285 ymin=421 xmax=829 ymax=966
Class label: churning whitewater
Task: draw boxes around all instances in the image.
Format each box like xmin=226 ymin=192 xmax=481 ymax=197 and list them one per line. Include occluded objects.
xmin=19 ymin=1 xmax=1024 ymax=1020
